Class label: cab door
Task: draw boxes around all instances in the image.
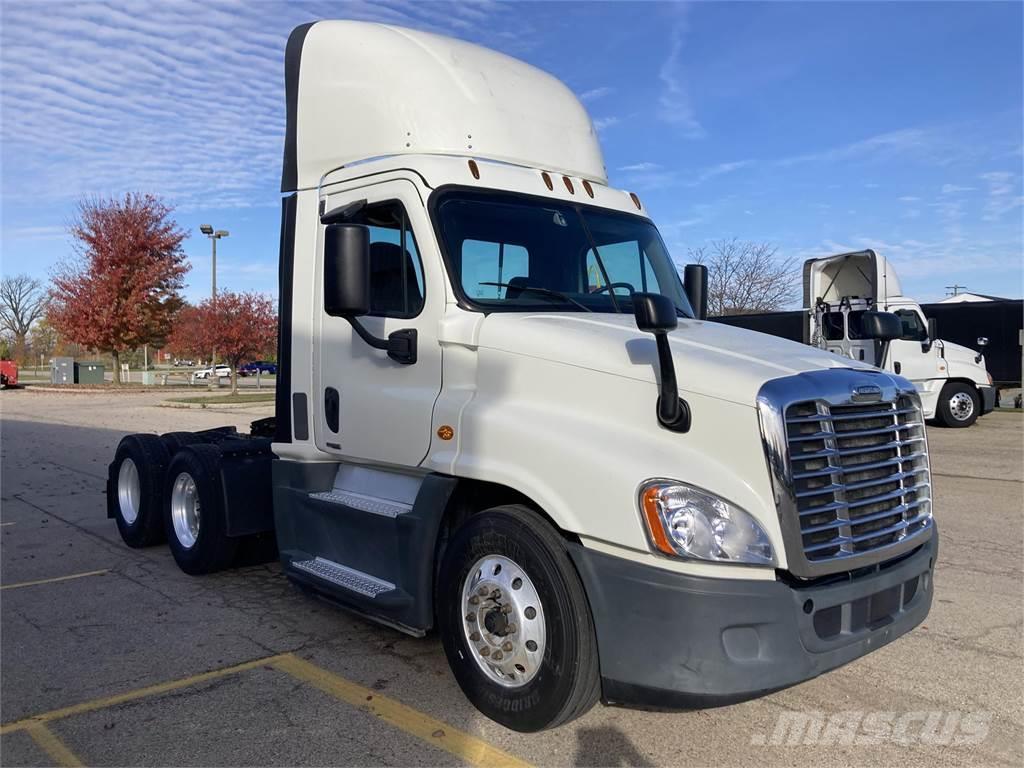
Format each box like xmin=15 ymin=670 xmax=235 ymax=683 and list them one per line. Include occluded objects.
xmin=314 ymin=178 xmax=443 ymax=467
xmin=886 ymin=304 xmax=944 ymax=383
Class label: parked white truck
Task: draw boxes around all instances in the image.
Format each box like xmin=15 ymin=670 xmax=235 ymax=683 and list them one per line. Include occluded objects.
xmin=108 ymin=21 xmax=937 ymax=732
xmin=720 ymin=250 xmax=996 ymax=427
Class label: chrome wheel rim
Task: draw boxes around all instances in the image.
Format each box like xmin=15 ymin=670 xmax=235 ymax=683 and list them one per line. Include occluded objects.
xmin=117 ymin=458 xmax=140 ymax=525
xmin=461 ymin=555 xmax=546 ymax=688
xmin=170 ymin=472 xmax=201 ymax=549
xmin=950 ymin=391 xmax=974 ymax=421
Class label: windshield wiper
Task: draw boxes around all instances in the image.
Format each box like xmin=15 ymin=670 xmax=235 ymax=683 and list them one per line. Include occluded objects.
xmin=479 ymin=282 xmax=592 ymax=312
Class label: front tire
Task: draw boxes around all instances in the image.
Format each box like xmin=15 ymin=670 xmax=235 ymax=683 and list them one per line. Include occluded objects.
xmin=438 ymin=505 xmax=600 ymax=732
xmin=936 ymin=382 xmax=979 ymax=428
xmin=164 ymin=445 xmax=237 ymax=575
xmin=108 ymin=434 xmax=169 ymax=547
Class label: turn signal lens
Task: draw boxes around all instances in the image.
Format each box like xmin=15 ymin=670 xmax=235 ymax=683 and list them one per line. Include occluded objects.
xmin=639 ymin=481 xmax=775 ymax=565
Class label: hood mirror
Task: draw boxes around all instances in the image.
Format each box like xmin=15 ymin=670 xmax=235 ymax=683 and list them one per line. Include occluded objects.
xmin=975 ymin=336 xmax=989 ymax=363
xmin=633 ymin=293 xmax=690 ymax=433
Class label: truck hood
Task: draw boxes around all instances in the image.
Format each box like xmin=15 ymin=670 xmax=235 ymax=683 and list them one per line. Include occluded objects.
xmin=940 ymin=339 xmax=989 ymax=373
xmin=476 ymin=313 xmax=872 ymax=407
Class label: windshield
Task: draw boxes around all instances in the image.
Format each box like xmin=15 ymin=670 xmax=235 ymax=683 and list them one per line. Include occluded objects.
xmin=434 ymin=190 xmax=694 ymax=316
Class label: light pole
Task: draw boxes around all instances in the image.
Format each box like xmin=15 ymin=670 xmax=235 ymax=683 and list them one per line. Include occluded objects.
xmin=199 ymin=225 xmax=229 ymax=373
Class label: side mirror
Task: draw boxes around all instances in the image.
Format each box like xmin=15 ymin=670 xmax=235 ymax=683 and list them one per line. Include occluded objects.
xmin=923 ymin=317 xmax=938 ymax=352
xmin=860 ymin=310 xmax=901 ymax=370
xmin=683 ymin=264 xmax=708 ymax=320
xmin=859 ymin=311 xmax=902 ymax=342
xmin=324 ymin=224 xmax=371 ymax=317
xmin=977 ymin=336 xmax=989 ymax=348
xmin=633 ymin=293 xmax=689 ymax=432
xmin=323 ymin=223 xmax=417 ymax=365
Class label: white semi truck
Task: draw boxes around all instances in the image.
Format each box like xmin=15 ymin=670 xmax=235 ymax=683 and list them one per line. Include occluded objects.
xmin=719 ymin=250 xmax=996 ymax=428
xmin=108 ymin=21 xmax=937 ymax=732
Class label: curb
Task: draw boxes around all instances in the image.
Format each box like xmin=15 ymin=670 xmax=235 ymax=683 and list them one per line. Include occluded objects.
xmin=159 ymin=400 xmax=276 ymax=410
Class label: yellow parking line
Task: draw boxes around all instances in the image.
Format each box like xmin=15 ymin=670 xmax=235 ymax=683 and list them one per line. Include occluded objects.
xmin=1 ymin=569 xmax=110 ymax=591
xmin=272 ymin=654 xmax=531 ymax=768
xmin=25 ymin=723 xmax=83 ymax=767
xmin=1 ymin=654 xmax=288 ymax=734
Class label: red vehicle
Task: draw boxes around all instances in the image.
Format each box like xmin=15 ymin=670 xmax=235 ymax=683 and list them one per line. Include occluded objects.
xmin=0 ymin=361 xmax=18 ymax=388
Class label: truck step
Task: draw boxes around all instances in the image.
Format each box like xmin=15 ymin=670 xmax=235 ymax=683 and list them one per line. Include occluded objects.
xmin=309 ymin=489 xmax=411 ymax=518
xmin=291 ymin=557 xmax=395 ymax=598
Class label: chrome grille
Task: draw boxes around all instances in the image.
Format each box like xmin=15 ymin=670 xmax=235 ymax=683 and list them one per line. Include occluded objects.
xmin=785 ymin=396 xmax=932 ymax=564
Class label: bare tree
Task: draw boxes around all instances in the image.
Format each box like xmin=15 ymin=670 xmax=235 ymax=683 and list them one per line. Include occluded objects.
xmin=0 ymin=274 xmax=47 ymax=358
xmin=688 ymin=239 xmax=797 ymax=316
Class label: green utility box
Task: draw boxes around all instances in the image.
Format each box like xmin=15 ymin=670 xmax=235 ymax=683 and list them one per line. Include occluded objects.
xmin=74 ymin=361 xmax=105 ymax=384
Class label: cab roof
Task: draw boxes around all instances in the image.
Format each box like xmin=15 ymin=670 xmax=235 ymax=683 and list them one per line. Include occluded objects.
xmin=281 ymin=20 xmax=607 ymax=193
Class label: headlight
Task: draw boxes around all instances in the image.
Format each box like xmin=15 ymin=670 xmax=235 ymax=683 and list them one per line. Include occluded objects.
xmin=639 ymin=481 xmax=775 ymax=565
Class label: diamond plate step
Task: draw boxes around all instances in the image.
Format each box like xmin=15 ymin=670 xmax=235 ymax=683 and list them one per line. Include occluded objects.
xmin=291 ymin=557 xmax=395 ymax=598
xmin=309 ymin=490 xmax=411 ymax=518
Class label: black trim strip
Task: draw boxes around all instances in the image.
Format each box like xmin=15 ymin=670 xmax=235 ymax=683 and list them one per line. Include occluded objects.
xmin=275 ymin=193 xmax=297 ymax=443
xmin=281 ymin=22 xmax=315 ymax=193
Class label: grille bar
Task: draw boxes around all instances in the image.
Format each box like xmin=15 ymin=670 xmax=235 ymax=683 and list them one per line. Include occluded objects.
xmin=782 ymin=392 xmax=933 ymax=567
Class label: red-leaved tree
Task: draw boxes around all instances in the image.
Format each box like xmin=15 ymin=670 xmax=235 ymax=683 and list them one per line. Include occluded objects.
xmin=170 ymin=291 xmax=276 ymax=394
xmin=49 ymin=194 xmax=189 ymax=383
xmin=164 ymin=304 xmax=207 ymax=363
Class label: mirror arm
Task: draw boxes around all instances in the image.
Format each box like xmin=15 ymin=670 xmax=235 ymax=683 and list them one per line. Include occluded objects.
xmin=652 ymin=331 xmax=691 ymax=432
xmin=346 ymin=318 xmax=418 ymax=365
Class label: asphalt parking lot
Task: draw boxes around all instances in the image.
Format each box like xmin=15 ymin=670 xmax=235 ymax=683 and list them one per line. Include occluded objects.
xmin=1 ymin=389 xmax=1021 ymax=767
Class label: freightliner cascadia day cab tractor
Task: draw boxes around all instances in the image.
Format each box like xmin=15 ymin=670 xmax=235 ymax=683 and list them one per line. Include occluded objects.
xmin=108 ymin=21 xmax=938 ymax=732
xmin=717 ymin=250 xmax=997 ymax=428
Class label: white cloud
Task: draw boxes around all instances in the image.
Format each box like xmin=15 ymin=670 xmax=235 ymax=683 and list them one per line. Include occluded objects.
xmin=898 ymin=195 xmax=920 ymax=202
xmin=978 ymin=171 xmax=1023 ymax=221
xmin=656 ymin=11 xmax=704 ymax=138
xmin=688 ymin=159 xmax=753 ymax=185
xmin=579 ymin=86 xmax=613 ymax=102
xmin=618 ymin=162 xmax=661 ymax=172
xmin=0 ymin=1 xmax=527 ymax=209
xmin=593 ymin=116 xmax=621 ymax=132
xmin=940 ymin=183 xmax=976 ymax=194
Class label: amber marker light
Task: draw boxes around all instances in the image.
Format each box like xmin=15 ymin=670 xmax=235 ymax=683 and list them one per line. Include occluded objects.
xmin=541 ymin=171 xmax=554 ymax=190
xmin=437 ymin=425 xmax=455 ymax=441
xmin=468 ymin=159 xmax=480 ymax=179
xmin=640 ymin=484 xmax=675 ymax=555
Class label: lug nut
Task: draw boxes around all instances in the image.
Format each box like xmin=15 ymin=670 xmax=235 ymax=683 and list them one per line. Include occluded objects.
xmin=492 ymin=650 xmax=503 ymax=660
xmin=501 ymin=604 xmax=513 ymax=614
xmin=526 ymin=640 xmax=538 ymax=652
xmin=478 ymin=586 xmax=489 ymax=596
xmin=502 ymin=642 xmax=513 ymax=652
xmin=506 ymin=623 xmax=516 ymax=634
xmin=525 ymin=607 xmax=537 ymax=619
xmin=491 ymin=589 xmax=502 ymax=599
xmin=470 ymin=632 xmax=481 ymax=642
xmin=466 ymin=613 xmax=476 ymax=623
xmin=480 ymin=647 xmax=490 ymax=657
xmin=469 ymin=596 xmax=479 ymax=605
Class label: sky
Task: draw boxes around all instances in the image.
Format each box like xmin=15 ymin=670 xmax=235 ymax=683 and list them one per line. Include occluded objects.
xmin=1 ymin=0 xmax=1022 ymax=305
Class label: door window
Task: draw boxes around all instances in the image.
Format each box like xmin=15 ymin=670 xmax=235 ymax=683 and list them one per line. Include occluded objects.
xmin=348 ymin=202 xmax=425 ymax=318
xmin=894 ymin=308 xmax=927 ymax=341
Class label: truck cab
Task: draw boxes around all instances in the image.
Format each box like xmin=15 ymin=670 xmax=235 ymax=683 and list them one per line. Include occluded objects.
xmin=107 ymin=20 xmax=938 ymax=732
xmin=805 ymin=250 xmax=995 ymax=427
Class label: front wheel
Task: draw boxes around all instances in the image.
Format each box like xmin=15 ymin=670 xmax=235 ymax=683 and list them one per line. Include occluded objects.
xmin=438 ymin=505 xmax=600 ymax=732
xmin=936 ymin=382 xmax=979 ymax=428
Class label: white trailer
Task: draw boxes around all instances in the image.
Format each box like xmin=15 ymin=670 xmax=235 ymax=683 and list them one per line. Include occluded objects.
xmin=107 ymin=21 xmax=937 ymax=731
